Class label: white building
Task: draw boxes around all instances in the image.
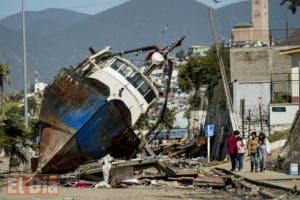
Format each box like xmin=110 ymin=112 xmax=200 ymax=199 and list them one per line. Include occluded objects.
xmin=34 ymin=82 xmax=48 ymax=93
xmin=187 ymin=46 xmax=209 ymax=57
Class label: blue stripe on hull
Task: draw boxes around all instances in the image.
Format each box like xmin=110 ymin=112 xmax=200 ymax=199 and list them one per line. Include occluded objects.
xmin=39 ymin=69 xmax=110 ymax=133
xmin=39 ymin=100 xmax=139 ymax=173
xmin=63 ymin=98 xmax=106 ymax=130
xmin=75 ymin=101 xmax=129 ymax=158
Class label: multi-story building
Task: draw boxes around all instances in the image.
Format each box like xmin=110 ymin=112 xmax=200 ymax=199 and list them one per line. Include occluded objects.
xmin=230 ymin=0 xmax=300 ymax=133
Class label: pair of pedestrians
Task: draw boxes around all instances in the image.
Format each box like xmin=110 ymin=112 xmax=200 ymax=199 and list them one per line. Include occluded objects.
xmin=227 ymin=130 xmax=247 ymax=171
xmin=248 ymin=131 xmax=271 ymax=172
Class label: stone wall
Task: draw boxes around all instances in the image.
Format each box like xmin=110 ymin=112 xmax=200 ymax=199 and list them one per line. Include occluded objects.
xmin=230 ymin=46 xmax=300 ymax=132
xmin=230 ymin=46 xmax=295 ymax=83
xmin=232 ymin=82 xmax=270 ymax=136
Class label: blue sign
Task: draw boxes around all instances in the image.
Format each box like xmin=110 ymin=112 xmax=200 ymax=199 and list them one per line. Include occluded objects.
xmin=205 ymin=125 xmax=214 ymax=137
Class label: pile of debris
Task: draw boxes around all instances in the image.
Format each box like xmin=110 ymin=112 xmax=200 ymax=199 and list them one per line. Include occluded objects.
xmin=60 ymin=155 xmax=228 ymax=190
xmin=152 ymin=136 xmax=207 ymax=158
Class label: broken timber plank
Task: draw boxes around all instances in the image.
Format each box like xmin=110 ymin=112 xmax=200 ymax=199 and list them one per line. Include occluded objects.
xmin=157 ymin=160 xmax=176 ymax=177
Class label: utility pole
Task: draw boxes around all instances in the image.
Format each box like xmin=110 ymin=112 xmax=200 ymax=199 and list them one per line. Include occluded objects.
xmin=22 ymin=0 xmax=28 ymax=129
xmin=258 ymin=97 xmax=263 ymax=133
xmin=207 ymin=135 xmax=210 ymax=163
xmin=248 ymin=109 xmax=251 ymax=137
xmin=208 ymin=8 xmax=238 ymax=131
xmin=241 ymin=99 xmax=245 ymax=138
xmin=298 ymin=61 xmax=300 ymax=111
xmin=259 ymin=103 xmax=263 ymax=132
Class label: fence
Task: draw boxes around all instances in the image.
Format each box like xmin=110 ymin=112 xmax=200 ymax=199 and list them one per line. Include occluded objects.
xmin=271 ymin=73 xmax=299 ymax=104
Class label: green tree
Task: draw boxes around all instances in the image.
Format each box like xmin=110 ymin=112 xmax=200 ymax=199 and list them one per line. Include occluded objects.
xmin=281 ymin=0 xmax=300 ymax=14
xmin=164 ymin=108 xmax=175 ymax=127
xmin=134 ymin=114 xmax=150 ymax=130
xmin=0 ymin=102 xmax=38 ymax=172
xmin=0 ymin=63 xmax=37 ymax=172
xmin=0 ymin=64 xmax=11 ymax=103
xmin=178 ymin=45 xmax=230 ymax=111
xmin=0 ymin=119 xmax=28 ymax=172
xmin=178 ymin=45 xmax=229 ymax=92
xmin=28 ymin=96 xmax=38 ymax=117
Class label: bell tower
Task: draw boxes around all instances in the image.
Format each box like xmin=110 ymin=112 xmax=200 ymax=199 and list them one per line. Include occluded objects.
xmin=252 ymin=0 xmax=269 ymax=41
xmin=232 ymin=0 xmax=270 ymax=43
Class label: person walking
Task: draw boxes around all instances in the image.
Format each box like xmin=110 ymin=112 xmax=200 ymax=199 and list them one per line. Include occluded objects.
xmin=248 ymin=132 xmax=259 ymax=172
xmin=236 ymin=135 xmax=247 ymax=171
xmin=258 ymin=132 xmax=271 ymax=172
xmin=227 ymin=130 xmax=239 ymax=171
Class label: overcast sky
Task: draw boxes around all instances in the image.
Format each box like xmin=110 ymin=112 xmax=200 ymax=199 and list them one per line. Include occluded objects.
xmin=0 ymin=0 xmax=247 ymax=19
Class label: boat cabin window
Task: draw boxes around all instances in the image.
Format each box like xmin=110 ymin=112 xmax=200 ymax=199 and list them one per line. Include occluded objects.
xmin=138 ymin=82 xmax=151 ymax=95
xmin=138 ymin=82 xmax=156 ymax=103
xmin=127 ymin=72 xmax=144 ymax=87
xmin=111 ymin=60 xmax=133 ymax=77
xmin=119 ymin=65 xmax=133 ymax=77
xmin=111 ymin=59 xmax=156 ymax=103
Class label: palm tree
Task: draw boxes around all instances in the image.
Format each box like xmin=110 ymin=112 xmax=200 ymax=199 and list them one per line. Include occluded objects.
xmin=0 ymin=63 xmax=11 ymax=104
xmin=0 ymin=103 xmax=38 ymax=172
xmin=0 ymin=64 xmax=36 ymax=172
xmin=0 ymin=119 xmax=28 ymax=172
xmin=281 ymin=0 xmax=300 ymax=14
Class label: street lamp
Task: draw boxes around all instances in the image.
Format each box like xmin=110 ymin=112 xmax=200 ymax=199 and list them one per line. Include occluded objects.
xmin=22 ymin=0 xmax=28 ymax=129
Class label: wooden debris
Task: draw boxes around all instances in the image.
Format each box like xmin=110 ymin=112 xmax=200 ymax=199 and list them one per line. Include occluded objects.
xmin=194 ymin=175 xmax=225 ymax=187
xmin=153 ymin=136 xmax=207 ymax=158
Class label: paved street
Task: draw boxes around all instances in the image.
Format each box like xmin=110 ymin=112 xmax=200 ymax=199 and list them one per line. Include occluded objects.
xmin=216 ymin=156 xmax=300 ymax=192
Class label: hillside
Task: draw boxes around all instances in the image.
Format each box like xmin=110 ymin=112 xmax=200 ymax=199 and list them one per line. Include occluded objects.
xmin=1 ymin=8 xmax=91 ymax=37
xmin=0 ymin=0 xmax=300 ymax=90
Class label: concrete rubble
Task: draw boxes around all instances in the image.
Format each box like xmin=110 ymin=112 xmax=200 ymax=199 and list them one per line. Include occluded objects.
xmin=60 ymin=155 xmax=227 ymax=189
xmin=52 ymin=133 xmax=300 ymax=200
xmin=56 ymin=136 xmax=263 ymax=200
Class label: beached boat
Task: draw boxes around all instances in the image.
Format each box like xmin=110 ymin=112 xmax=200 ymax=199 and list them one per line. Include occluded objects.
xmin=37 ymin=38 xmax=184 ymax=173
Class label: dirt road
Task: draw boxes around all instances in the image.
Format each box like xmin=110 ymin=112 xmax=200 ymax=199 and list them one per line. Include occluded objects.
xmin=0 ymin=187 xmax=263 ymax=200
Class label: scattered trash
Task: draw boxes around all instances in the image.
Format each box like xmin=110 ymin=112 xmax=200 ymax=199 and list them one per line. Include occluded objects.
xmin=95 ymin=181 xmax=110 ymax=188
xmin=121 ymin=179 xmax=141 ymax=185
xmin=103 ymin=154 xmax=112 ymax=185
xmin=72 ymin=182 xmax=89 ymax=188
